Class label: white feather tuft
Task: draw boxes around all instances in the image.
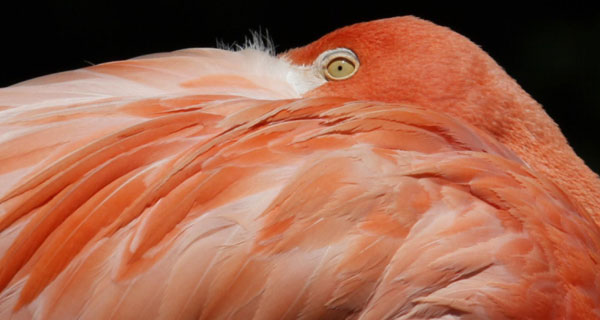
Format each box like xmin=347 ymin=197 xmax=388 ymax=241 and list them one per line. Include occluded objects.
xmin=215 ymin=30 xmax=325 ymax=96
xmin=217 ymin=29 xmax=276 ymax=56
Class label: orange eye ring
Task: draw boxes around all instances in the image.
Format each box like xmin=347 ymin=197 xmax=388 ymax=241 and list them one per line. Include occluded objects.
xmin=318 ymin=48 xmax=360 ymax=81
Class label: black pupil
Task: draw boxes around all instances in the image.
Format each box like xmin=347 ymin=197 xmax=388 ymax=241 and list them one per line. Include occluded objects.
xmin=337 ymin=65 xmax=343 ymax=71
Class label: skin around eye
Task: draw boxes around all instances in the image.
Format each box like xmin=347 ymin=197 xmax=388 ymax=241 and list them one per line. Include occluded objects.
xmin=317 ymin=48 xmax=360 ymax=81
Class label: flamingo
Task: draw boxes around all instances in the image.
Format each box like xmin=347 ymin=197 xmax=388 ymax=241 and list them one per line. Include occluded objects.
xmin=1 ymin=16 xmax=599 ymax=319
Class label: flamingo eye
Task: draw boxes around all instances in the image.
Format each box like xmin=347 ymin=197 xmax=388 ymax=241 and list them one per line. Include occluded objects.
xmin=318 ymin=48 xmax=359 ymax=81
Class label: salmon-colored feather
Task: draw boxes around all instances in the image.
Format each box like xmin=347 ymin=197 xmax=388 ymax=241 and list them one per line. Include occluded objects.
xmin=1 ymin=16 xmax=599 ymax=319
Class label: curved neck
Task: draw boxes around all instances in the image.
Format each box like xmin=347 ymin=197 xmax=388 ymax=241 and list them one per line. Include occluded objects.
xmin=461 ymin=57 xmax=600 ymax=225
xmin=503 ymin=107 xmax=600 ymax=225
xmin=475 ymin=80 xmax=600 ymax=225
xmin=435 ymin=59 xmax=600 ymax=225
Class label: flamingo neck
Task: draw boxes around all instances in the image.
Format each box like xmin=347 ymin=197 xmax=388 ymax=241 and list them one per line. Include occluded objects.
xmin=492 ymin=95 xmax=600 ymax=225
xmin=444 ymin=57 xmax=600 ymax=225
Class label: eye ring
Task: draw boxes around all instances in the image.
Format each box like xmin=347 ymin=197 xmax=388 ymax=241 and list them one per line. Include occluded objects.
xmin=317 ymin=48 xmax=360 ymax=81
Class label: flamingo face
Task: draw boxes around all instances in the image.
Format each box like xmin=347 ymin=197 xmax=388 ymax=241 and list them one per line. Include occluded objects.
xmin=0 ymin=16 xmax=599 ymax=320
xmin=283 ymin=17 xmax=600 ymax=220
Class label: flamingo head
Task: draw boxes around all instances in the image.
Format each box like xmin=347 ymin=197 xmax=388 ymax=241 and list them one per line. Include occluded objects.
xmin=282 ymin=16 xmax=600 ymax=219
xmin=283 ymin=16 xmax=539 ymax=141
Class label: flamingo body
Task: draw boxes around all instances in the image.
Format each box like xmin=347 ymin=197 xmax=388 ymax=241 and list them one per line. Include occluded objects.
xmin=1 ymin=17 xmax=599 ymax=319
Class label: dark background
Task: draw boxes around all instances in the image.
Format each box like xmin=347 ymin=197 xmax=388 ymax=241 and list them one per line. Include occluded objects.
xmin=2 ymin=2 xmax=599 ymax=173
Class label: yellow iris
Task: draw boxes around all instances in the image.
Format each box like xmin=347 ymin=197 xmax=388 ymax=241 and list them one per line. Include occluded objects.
xmin=318 ymin=48 xmax=360 ymax=81
xmin=326 ymin=58 xmax=356 ymax=80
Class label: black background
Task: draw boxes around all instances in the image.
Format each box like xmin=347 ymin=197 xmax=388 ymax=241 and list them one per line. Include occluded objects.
xmin=2 ymin=2 xmax=599 ymax=173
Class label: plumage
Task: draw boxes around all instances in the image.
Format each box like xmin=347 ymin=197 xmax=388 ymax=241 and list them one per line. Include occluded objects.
xmin=1 ymin=16 xmax=599 ymax=319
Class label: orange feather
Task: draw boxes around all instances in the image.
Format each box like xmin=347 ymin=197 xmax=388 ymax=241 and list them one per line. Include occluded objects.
xmin=1 ymin=16 xmax=599 ymax=319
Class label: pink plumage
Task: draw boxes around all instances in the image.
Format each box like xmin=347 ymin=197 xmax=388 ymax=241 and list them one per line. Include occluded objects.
xmin=1 ymin=16 xmax=599 ymax=319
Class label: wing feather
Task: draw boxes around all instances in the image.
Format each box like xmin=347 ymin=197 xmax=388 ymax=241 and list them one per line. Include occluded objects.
xmin=1 ymin=50 xmax=599 ymax=319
